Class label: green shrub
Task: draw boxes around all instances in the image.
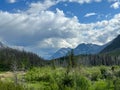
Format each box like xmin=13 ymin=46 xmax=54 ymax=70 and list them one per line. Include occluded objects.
xmin=100 ymin=67 xmax=108 ymax=79
xmin=115 ymin=70 xmax=120 ymax=78
xmin=25 ymin=67 xmax=53 ymax=82
xmin=90 ymin=80 xmax=114 ymax=90
xmin=58 ymin=74 xmax=75 ymax=90
xmin=113 ymin=78 xmax=120 ymax=90
xmin=49 ymin=83 xmax=59 ymax=90
xmin=75 ymin=75 xmax=90 ymax=90
xmin=62 ymin=75 xmax=74 ymax=87
xmin=93 ymin=80 xmax=108 ymax=90
xmin=111 ymin=65 xmax=119 ymax=72
xmin=91 ymin=71 xmax=101 ymax=81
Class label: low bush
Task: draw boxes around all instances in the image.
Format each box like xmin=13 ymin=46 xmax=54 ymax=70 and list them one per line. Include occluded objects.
xmin=57 ymin=74 xmax=75 ymax=90
xmin=115 ymin=70 xmax=120 ymax=78
xmin=75 ymin=75 xmax=90 ymax=90
xmin=25 ymin=67 xmax=53 ymax=82
xmin=90 ymin=71 xmax=101 ymax=81
xmin=113 ymin=78 xmax=120 ymax=90
xmin=92 ymin=80 xmax=108 ymax=90
xmin=100 ymin=66 xmax=108 ymax=79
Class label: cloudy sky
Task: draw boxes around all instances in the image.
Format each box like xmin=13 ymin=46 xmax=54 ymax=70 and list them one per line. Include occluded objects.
xmin=0 ymin=0 xmax=120 ymax=59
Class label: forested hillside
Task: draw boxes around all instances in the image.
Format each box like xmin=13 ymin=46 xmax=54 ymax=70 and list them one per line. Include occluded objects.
xmin=101 ymin=35 xmax=120 ymax=53
xmin=0 ymin=48 xmax=47 ymax=71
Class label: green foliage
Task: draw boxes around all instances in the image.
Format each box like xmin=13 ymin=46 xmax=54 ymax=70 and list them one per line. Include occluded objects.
xmin=92 ymin=80 xmax=108 ymax=90
xmin=25 ymin=67 xmax=91 ymax=90
xmin=113 ymin=78 xmax=120 ymax=90
xmin=58 ymin=74 xmax=75 ymax=90
xmin=1 ymin=66 xmax=120 ymax=90
xmin=90 ymin=71 xmax=101 ymax=81
xmin=0 ymin=81 xmax=25 ymax=90
xmin=25 ymin=67 xmax=53 ymax=82
xmin=75 ymin=75 xmax=90 ymax=90
xmin=100 ymin=66 xmax=108 ymax=79
xmin=115 ymin=70 xmax=120 ymax=78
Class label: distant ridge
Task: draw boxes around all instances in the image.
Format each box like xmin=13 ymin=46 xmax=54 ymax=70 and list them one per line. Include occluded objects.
xmin=74 ymin=43 xmax=102 ymax=55
xmin=50 ymin=43 xmax=104 ymax=59
xmin=101 ymin=35 xmax=120 ymax=53
xmin=50 ymin=48 xmax=71 ymax=59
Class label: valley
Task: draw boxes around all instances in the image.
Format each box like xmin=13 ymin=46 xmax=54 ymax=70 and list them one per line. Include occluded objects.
xmin=0 ymin=0 xmax=120 ymax=89
xmin=0 ymin=35 xmax=120 ymax=90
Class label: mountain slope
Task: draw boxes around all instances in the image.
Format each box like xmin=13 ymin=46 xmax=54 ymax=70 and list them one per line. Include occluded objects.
xmin=50 ymin=48 xmax=71 ymax=59
xmin=74 ymin=43 xmax=102 ymax=55
xmin=101 ymin=35 xmax=120 ymax=53
xmin=0 ymin=42 xmax=47 ymax=71
xmin=0 ymin=47 xmax=46 ymax=71
xmin=0 ymin=42 xmax=6 ymax=48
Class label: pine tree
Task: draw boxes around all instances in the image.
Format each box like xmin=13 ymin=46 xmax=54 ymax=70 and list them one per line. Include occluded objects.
xmin=52 ymin=59 xmax=56 ymax=69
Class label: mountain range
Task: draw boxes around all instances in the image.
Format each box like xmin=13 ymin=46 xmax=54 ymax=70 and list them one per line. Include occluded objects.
xmin=50 ymin=44 xmax=103 ymax=59
xmin=0 ymin=34 xmax=120 ymax=60
xmin=50 ymin=35 xmax=120 ymax=59
xmin=0 ymin=34 xmax=119 ymax=70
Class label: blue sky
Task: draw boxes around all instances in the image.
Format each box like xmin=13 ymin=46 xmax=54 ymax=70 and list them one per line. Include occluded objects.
xmin=0 ymin=0 xmax=120 ymax=59
xmin=0 ymin=0 xmax=120 ymax=23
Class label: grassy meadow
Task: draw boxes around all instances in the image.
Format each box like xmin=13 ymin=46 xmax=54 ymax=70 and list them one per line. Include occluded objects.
xmin=0 ymin=66 xmax=120 ymax=90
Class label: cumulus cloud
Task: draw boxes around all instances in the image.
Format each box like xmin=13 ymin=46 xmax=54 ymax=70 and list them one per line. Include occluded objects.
xmin=0 ymin=10 xmax=77 ymax=44
xmin=27 ymin=0 xmax=56 ymax=14
xmin=111 ymin=1 xmax=120 ymax=9
xmin=84 ymin=12 xmax=97 ymax=17
xmin=0 ymin=0 xmax=120 ymax=58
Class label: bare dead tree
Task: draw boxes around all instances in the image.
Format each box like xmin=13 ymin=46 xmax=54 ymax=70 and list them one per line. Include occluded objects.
xmin=11 ymin=61 xmax=18 ymax=85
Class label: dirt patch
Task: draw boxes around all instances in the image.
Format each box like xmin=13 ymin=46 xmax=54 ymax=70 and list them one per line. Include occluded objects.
xmin=0 ymin=71 xmax=26 ymax=81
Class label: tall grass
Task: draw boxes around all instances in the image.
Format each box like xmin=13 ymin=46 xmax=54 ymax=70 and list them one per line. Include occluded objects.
xmin=0 ymin=81 xmax=25 ymax=90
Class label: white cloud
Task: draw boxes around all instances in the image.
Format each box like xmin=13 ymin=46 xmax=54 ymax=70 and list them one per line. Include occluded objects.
xmin=27 ymin=0 xmax=56 ymax=14
xmin=111 ymin=1 xmax=120 ymax=9
xmin=7 ymin=0 xmax=17 ymax=3
xmin=0 ymin=8 xmax=79 ymax=48
xmin=68 ymin=0 xmax=101 ymax=4
xmin=108 ymin=0 xmax=119 ymax=2
xmin=64 ymin=3 xmax=68 ymax=7
xmin=0 ymin=0 xmax=120 ymax=58
xmin=84 ymin=12 xmax=97 ymax=17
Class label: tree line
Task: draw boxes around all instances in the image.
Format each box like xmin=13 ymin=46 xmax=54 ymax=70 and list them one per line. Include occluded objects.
xmin=0 ymin=48 xmax=120 ymax=71
xmin=51 ymin=50 xmax=120 ymax=67
xmin=0 ymin=48 xmax=48 ymax=71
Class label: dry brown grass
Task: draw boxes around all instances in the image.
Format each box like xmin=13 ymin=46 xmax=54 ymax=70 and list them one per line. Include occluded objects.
xmin=0 ymin=71 xmax=26 ymax=81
